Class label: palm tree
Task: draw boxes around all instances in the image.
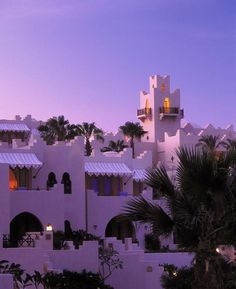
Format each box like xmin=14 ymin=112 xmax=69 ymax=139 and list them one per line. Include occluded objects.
xmin=77 ymin=122 xmax=104 ymax=156
xmin=101 ymin=140 xmax=128 ymax=153
xmin=119 ymin=121 xmax=147 ymax=158
xmin=38 ymin=116 xmax=77 ymax=144
xmin=121 ymin=146 xmax=236 ymax=289
xmin=196 ymin=135 xmax=222 ymax=153
xmin=221 ymin=138 xmax=236 ymax=150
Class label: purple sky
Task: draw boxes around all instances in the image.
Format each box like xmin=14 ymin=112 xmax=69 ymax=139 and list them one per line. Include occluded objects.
xmin=0 ymin=0 xmax=235 ymax=132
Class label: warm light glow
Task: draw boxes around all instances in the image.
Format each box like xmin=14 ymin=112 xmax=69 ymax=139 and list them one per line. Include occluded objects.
xmin=46 ymin=224 xmax=53 ymax=232
xmin=145 ymin=98 xmax=150 ymax=109
xmin=173 ymin=271 xmax=177 ymax=277
xmin=9 ymin=169 xmax=18 ymax=190
xmin=216 ymin=247 xmax=220 ymax=253
xmin=164 ymin=97 xmax=170 ymax=113
xmin=145 ymin=98 xmax=151 ymax=114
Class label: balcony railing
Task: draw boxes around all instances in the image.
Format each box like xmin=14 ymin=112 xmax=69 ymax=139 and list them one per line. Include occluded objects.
xmin=159 ymin=107 xmax=179 ymax=114
xmin=159 ymin=107 xmax=184 ymax=119
xmin=137 ymin=108 xmax=152 ymax=119
xmin=3 ymin=233 xmax=35 ymax=248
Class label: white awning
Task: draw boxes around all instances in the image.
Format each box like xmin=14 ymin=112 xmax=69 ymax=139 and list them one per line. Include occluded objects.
xmin=0 ymin=123 xmax=30 ymax=132
xmin=0 ymin=153 xmax=42 ymax=169
xmin=133 ymin=169 xmax=147 ymax=182
xmin=85 ymin=162 xmax=132 ymax=176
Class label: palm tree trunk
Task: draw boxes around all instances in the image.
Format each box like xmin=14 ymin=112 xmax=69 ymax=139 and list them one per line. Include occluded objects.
xmin=193 ymin=246 xmax=225 ymax=289
xmin=130 ymin=137 xmax=134 ymax=158
xmin=85 ymin=138 xmax=92 ymax=156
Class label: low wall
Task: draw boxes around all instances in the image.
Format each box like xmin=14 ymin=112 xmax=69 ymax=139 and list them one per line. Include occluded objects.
xmin=0 ymin=240 xmax=99 ymax=274
xmin=0 ymin=274 xmax=13 ymax=289
xmin=144 ymin=252 xmax=194 ymax=267
xmin=48 ymin=241 xmax=99 ymax=272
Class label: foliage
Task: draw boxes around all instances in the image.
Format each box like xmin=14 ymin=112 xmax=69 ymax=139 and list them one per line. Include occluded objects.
xmin=161 ymin=264 xmax=194 ymax=289
xmin=99 ymin=244 xmax=123 ymax=281
xmin=196 ymin=135 xmax=222 ymax=153
xmin=0 ymin=260 xmax=114 ymax=289
xmin=101 ymin=140 xmax=128 ymax=153
xmin=221 ymin=138 xmax=236 ymax=150
xmin=38 ymin=115 xmax=77 ymax=144
xmin=77 ymin=122 xmax=104 ymax=156
xmin=28 ymin=271 xmax=43 ymax=289
xmin=121 ymin=146 xmax=236 ymax=289
xmin=119 ymin=121 xmax=147 ymax=158
xmin=53 ymin=230 xmax=122 ymax=281
xmin=43 ymin=270 xmax=114 ymax=289
xmin=53 ymin=230 xmax=100 ymax=250
xmin=161 ymin=261 xmax=236 ymax=289
xmin=0 ymin=260 xmax=26 ymax=288
xmin=144 ymin=233 xmax=160 ymax=251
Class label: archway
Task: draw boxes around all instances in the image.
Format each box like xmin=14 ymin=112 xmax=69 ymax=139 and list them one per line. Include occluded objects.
xmin=10 ymin=212 xmax=43 ymax=244
xmin=105 ymin=217 xmax=135 ymax=241
xmin=164 ymin=97 xmax=170 ymax=112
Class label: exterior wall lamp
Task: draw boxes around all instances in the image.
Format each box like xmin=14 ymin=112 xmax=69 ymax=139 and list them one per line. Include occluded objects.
xmin=46 ymin=224 xmax=53 ymax=232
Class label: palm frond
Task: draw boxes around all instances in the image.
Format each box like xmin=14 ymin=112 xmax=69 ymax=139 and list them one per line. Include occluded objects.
xmin=144 ymin=166 xmax=175 ymax=198
xmin=121 ymin=196 xmax=174 ymax=236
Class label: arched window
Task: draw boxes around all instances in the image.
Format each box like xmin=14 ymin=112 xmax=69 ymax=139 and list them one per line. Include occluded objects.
xmin=61 ymin=172 xmax=72 ymax=194
xmin=64 ymin=220 xmax=73 ymax=238
xmin=164 ymin=97 xmax=170 ymax=113
xmin=47 ymin=172 xmax=57 ymax=189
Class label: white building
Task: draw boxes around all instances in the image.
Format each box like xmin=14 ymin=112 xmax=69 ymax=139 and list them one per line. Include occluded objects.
xmin=0 ymin=74 xmax=233 ymax=289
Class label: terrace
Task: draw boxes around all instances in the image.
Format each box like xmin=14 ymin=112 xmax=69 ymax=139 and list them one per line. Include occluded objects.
xmin=137 ymin=108 xmax=152 ymax=120
xmin=159 ymin=107 xmax=184 ymax=120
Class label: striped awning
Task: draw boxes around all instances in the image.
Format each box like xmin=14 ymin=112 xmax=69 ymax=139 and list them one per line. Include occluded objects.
xmin=0 ymin=153 xmax=42 ymax=169
xmin=133 ymin=169 xmax=147 ymax=182
xmin=0 ymin=123 xmax=30 ymax=132
xmin=85 ymin=162 xmax=132 ymax=176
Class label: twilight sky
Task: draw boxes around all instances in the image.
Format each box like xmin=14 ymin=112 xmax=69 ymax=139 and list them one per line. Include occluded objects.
xmin=0 ymin=0 xmax=235 ymax=132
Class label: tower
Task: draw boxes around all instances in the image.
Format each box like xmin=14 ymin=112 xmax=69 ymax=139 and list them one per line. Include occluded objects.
xmin=137 ymin=75 xmax=184 ymax=142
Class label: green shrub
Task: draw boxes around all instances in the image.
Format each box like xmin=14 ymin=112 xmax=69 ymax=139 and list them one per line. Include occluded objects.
xmin=43 ymin=270 xmax=114 ymax=289
xmin=53 ymin=229 xmax=100 ymax=250
xmin=161 ymin=264 xmax=193 ymax=289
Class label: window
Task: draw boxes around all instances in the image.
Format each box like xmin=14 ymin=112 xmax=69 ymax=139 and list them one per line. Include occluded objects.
xmin=61 ymin=172 xmax=72 ymax=194
xmin=9 ymin=169 xmax=18 ymax=190
xmin=47 ymin=172 xmax=57 ymax=189
xmin=9 ymin=167 xmax=32 ymax=190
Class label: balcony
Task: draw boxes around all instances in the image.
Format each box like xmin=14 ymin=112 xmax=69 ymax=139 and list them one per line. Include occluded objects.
xmin=159 ymin=107 xmax=184 ymax=120
xmin=137 ymin=108 xmax=152 ymax=120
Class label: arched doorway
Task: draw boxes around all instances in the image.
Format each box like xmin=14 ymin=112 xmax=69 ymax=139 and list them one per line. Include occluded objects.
xmin=10 ymin=212 xmax=43 ymax=244
xmin=145 ymin=98 xmax=151 ymax=114
xmin=105 ymin=217 xmax=135 ymax=241
xmin=164 ymin=97 xmax=170 ymax=113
